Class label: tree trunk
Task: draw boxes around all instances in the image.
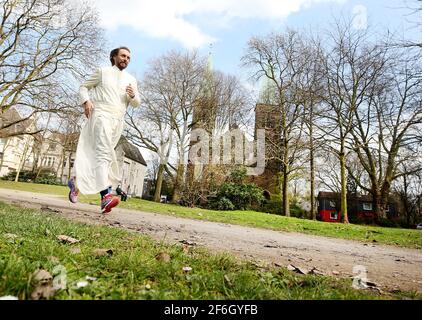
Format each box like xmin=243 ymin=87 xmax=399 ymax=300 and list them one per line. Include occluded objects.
xmin=59 ymin=150 xmax=66 ymax=182
xmin=402 ymin=174 xmax=411 ymax=227
xmin=153 ymin=163 xmax=166 ymax=202
xmin=374 ymin=192 xmax=388 ymax=221
xmin=67 ymin=152 xmax=72 ymax=180
xmin=283 ymin=162 xmax=290 ymax=217
xmin=310 ymin=148 xmax=315 ymax=220
xmin=15 ymin=137 xmax=30 ymax=182
xmin=309 ymin=113 xmax=315 ymax=220
xmin=172 ymin=163 xmax=185 ymax=203
xmin=339 ymin=144 xmax=349 ymax=223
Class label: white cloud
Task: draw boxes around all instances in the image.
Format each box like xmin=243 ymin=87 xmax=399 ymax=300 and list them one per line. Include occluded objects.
xmin=89 ymin=0 xmax=346 ymax=48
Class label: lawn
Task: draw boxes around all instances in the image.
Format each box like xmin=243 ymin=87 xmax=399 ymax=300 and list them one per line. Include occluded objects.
xmin=0 ymin=202 xmax=419 ymax=300
xmin=0 ymin=180 xmax=421 ymax=249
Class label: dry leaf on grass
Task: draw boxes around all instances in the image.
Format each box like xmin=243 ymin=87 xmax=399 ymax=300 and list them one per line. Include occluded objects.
xmin=3 ymin=233 xmax=18 ymax=239
xmin=182 ymin=244 xmax=190 ymax=254
xmin=286 ymin=264 xmax=318 ymax=275
xmin=308 ymin=267 xmax=325 ymax=276
xmin=41 ymin=206 xmax=61 ymax=213
xmin=155 ymin=252 xmax=171 ymax=263
xmin=287 ymin=264 xmax=303 ymax=274
xmin=179 ymin=239 xmax=196 ymax=246
xmin=57 ymin=235 xmax=80 ymax=244
xmin=183 ymin=267 xmax=192 ymax=272
xmin=224 ymin=275 xmax=233 ymax=287
xmin=86 ymin=276 xmax=97 ymax=281
xmin=92 ymin=249 xmax=113 ymax=257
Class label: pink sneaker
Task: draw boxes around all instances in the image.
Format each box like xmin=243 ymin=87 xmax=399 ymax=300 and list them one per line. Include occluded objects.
xmin=101 ymin=194 xmax=119 ymax=214
xmin=68 ymin=179 xmax=78 ymax=203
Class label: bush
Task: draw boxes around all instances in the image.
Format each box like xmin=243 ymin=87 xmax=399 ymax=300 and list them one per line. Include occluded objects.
xmin=256 ymin=194 xmax=307 ymax=217
xmin=209 ymin=182 xmax=265 ymax=210
xmin=377 ymin=217 xmax=400 ymax=228
xmin=209 ymin=197 xmax=235 ymax=211
xmin=1 ymin=170 xmax=36 ymax=182
xmin=1 ymin=169 xmax=63 ymax=185
xmin=35 ymin=175 xmax=62 ymax=185
xmin=260 ymin=198 xmax=283 ymax=215
xmin=290 ymin=202 xmax=307 ymax=218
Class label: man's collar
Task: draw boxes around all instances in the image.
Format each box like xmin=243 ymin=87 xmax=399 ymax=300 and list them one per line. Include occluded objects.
xmin=112 ymin=65 xmax=122 ymax=71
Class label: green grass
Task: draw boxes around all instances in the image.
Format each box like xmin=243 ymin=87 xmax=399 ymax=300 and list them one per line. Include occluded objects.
xmin=1 ymin=180 xmax=421 ymax=249
xmin=1 ymin=201 xmax=420 ymax=300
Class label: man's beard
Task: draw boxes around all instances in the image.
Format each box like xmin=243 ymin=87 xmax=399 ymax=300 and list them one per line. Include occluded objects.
xmin=117 ymin=61 xmax=127 ymax=70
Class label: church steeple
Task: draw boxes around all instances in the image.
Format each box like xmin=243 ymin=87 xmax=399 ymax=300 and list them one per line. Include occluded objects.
xmin=258 ymin=66 xmax=277 ymax=104
xmin=203 ymin=43 xmax=214 ymax=99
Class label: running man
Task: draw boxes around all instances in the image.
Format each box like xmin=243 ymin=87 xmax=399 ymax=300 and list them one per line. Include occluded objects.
xmin=68 ymin=47 xmax=141 ymax=214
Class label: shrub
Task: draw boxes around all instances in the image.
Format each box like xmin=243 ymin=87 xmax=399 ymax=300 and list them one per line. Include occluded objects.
xmin=209 ymin=197 xmax=235 ymax=211
xmin=377 ymin=217 xmax=400 ymax=228
xmin=35 ymin=175 xmax=62 ymax=185
xmin=1 ymin=169 xmax=63 ymax=185
xmin=1 ymin=170 xmax=36 ymax=182
xmin=260 ymin=198 xmax=283 ymax=215
xmin=290 ymin=202 xmax=307 ymax=218
xmin=210 ymin=182 xmax=265 ymax=210
xmin=256 ymin=194 xmax=307 ymax=217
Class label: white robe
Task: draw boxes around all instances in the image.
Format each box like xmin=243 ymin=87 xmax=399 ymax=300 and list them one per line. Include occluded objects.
xmin=75 ymin=65 xmax=140 ymax=194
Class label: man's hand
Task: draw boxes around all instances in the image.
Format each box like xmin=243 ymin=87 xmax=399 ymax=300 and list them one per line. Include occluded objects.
xmin=126 ymin=84 xmax=135 ymax=99
xmin=83 ymin=100 xmax=94 ymax=118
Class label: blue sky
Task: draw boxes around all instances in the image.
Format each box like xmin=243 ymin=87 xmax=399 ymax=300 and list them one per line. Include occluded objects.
xmin=89 ymin=0 xmax=420 ymax=84
xmin=85 ymin=0 xmax=419 ymax=162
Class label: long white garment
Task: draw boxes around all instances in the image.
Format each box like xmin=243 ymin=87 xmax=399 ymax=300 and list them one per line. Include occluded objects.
xmin=75 ymin=65 xmax=140 ymax=194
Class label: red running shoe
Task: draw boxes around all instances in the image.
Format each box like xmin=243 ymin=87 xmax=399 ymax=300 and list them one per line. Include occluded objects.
xmin=101 ymin=193 xmax=119 ymax=214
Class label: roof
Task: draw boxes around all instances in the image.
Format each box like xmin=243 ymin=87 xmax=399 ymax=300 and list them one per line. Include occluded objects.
xmin=116 ymin=136 xmax=147 ymax=166
xmin=317 ymin=191 xmax=382 ymax=202
xmin=0 ymin=107 xmax=34 ymax=138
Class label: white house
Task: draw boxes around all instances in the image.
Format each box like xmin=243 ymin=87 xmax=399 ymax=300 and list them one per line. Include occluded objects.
xmin=0 ymin=107 xmax=35 ymax=177
xmin=115 ymin=136 xmax=147 ymax=198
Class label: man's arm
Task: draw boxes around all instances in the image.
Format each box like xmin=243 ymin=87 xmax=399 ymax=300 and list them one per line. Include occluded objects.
xmin=79 ymin=68 xmax=101 ymax=105
xmin=79 ymin=68 xmax=101 ymax=118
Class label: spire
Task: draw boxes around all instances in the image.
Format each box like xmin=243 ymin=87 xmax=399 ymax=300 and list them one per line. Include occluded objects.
xmin=258 ymin=65 xmax=277 ymax=104
xmin=203 ymin=43 xmax=214 ymax=99
xmin=207 ymin=43 xmax=213 ymax=72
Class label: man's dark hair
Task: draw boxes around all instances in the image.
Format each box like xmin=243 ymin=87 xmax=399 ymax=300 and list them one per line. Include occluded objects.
xmin=110 ymin=46 xmax=131 ymax=65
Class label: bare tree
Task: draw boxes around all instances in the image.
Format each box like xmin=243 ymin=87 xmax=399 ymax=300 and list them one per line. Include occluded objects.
xmin=127 ymin=50 xmax=251 ymax=205
xmin=126 ymin=50 xmax=205 ymax=203
xmin=296 ymin=35 xmax=326 ymax=219
xmin=347 ymin=48 xmax=422 ymax=219
xmin=317 ymin=20 xmax=387 ymax=223
xmin=402 ymin=0 xmax=422 ymax=48
xmin=394 ymin=165 xmax=422 ymax=226
xmin=0 ymin=0 xmax=105 ymax=137
xmin=242 ymin=29 xmax=309 ymax=217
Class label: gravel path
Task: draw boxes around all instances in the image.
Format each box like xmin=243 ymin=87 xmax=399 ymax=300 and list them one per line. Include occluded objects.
xmin=1 ymin=188 xmax=421 ymax=294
